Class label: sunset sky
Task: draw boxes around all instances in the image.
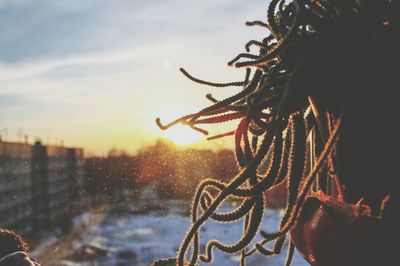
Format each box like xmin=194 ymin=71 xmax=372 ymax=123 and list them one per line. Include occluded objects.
xmin=0 ymin=0 xmax=267 ymax=155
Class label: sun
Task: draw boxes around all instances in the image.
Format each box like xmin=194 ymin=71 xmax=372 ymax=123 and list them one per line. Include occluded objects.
xmin=160 ymin=125 xmax=203 ymax=146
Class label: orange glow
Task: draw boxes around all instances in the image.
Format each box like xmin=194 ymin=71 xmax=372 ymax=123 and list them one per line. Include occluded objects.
xmin=159 ymin=125 xmax=203 ymax=146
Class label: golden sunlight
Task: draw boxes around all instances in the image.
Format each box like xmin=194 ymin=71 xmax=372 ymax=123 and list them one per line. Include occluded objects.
xmin=160 ymin=125 xmax=203 ymax=146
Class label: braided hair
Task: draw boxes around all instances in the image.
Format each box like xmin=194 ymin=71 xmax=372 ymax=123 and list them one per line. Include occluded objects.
xmin=154 ymin=1 xmax=400 ymax=265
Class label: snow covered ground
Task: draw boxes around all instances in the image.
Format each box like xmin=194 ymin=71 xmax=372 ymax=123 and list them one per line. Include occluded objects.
xmin=56 ymin=200 xmax=309 ymax=266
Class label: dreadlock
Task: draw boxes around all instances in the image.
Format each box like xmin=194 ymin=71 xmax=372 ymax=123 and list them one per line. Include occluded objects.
xmin=153 ymin=0 xmax=399 ymax=265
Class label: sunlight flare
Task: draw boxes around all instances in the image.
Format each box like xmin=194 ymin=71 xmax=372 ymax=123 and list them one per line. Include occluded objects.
xmin=159 ymin=125 xmax=203 ymax=146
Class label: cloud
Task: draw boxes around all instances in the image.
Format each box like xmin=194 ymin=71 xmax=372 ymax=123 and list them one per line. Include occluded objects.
xmin=0 ymin=0 xmax=266 ymax=62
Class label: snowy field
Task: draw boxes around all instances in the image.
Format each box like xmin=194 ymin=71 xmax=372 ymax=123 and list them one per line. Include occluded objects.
xmin=54 ymin=200 xmax=309 ymax=266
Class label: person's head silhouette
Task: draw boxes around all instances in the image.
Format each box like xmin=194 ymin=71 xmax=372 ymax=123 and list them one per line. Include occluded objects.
xmin=0 ymin=229 xmax=40 ymax=266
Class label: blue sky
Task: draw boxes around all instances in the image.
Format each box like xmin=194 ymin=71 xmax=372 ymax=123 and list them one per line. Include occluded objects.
xmin=0 ymin=0 xmax=268 ymax=155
